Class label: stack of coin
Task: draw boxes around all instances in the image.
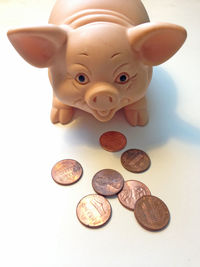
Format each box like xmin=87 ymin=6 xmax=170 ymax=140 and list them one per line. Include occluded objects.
xmin=51 ymin=131 xmax=170 ymax=231
xmin=98 ymin=131 xmax=170 ymax=231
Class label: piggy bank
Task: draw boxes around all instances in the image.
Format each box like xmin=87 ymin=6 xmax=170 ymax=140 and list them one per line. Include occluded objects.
xmin=7 ymin=0 xmax=187 ymax=126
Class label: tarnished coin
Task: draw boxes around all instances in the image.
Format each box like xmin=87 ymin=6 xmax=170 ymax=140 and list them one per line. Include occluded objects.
xmin=76 ymin=194 xmax=112 ymax=228
xmin=92 ymin=169 xmax=124 ymax=196
xmin=121 ymin=149 xmax=151 ymax=173
xmin=134 ymin=195 xmax=170 ymax=231
xmin=51 ymin=159 xmax=83 ymax=185
xmin=99 ymin=131 xmax=127 ymax=152
xmin=118 ymin=180 xmax=151 ymax=210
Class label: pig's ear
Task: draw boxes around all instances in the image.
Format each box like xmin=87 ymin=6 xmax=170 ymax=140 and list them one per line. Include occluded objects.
xmin=7 ymin=25 xmax=68 ymax=68
xmin=127 ymin=22 xmax=187 ymax=66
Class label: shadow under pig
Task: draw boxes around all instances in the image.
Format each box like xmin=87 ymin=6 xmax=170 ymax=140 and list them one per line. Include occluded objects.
xmin=61 ymin=67 xmax=200 ymax=151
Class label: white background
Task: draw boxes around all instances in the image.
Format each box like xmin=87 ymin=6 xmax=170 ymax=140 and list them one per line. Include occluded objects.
xmin=0 ymin=0 xmax=200 ymax=266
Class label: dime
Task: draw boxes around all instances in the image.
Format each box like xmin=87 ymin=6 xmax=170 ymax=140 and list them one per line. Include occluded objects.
xmin=99 ymin=131 xmax=127 ymax=152
xmin=134 ymin=195 xmax=170 ymax=231
xmin=51 ymin=159 xmax=83 ymax=185
xmin=92 ymin=169 xmax=124 ymax=196
xmin=118 ymin=180 xmax=151 ymax=210
xmin=76 ymin=194 xmax=112 ymax=228
xmin=121 ymin=149 xmax=151 ymax=173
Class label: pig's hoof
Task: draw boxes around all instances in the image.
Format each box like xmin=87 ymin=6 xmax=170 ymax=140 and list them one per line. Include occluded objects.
xmin=51 ymin=107 xmax=74 ymax=124
xmin=124 ymin=109 xmax=148 ymax=126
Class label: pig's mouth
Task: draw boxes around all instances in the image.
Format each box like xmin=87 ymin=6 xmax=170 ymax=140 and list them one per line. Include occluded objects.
xmin=91 ymin=98 xmax=133 ymax=121
xmin=72 ymin=98 xmax=116 ymax=121
xmin=92 ymin=108 xmax=116 ymax=121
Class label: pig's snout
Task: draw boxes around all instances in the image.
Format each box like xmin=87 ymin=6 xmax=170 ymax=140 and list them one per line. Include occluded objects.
xmin=85 ymin=83 xmax=119 ymax=110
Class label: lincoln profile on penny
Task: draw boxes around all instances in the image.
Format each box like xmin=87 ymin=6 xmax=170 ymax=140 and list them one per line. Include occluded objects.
xmin=7 ymin=0 xmax=187 ymax=126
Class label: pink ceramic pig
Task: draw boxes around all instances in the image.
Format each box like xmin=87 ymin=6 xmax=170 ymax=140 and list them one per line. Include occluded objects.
xmin=7 ymin=0 xmax=187 ymax=126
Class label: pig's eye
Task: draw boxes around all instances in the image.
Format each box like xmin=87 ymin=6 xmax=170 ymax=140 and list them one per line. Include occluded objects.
xmin=115 ymin=72 xmax=130 ymax=84
xmin=75 ymin=73 xmax=89 ymax=84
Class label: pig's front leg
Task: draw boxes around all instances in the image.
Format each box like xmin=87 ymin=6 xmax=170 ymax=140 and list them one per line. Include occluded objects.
xmin=51 ymin=94 xmax=74 ymax=124
xmin=124 ymin=97 xmax=148 ymax=126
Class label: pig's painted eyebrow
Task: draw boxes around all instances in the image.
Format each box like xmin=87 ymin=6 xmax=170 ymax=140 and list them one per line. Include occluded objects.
xmin=113 ymin=63 xmax=129 ymax=76
xmin=111 ymin=52 xmax=121 ymax=59
xmin=74 ymin=63 xmax=92 ymax=75
xmin=78 ymin=52 xmax=89 ymax=56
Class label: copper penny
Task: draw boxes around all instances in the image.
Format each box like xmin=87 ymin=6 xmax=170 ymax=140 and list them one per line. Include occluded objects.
xmin=99 ymin=131 xmax=127 ymax=152
xmin=92 ymin=169 xmax=124 ymax=196
xmin=118 ymin=180 xmax=151 ymax=210
xmin=76 ymin=194 xmax=112 ymax=228
xmin=51 ymin=159 xmax=83 ymax=185
xmin=134 ymin=195 xmax=170 ymax=231
xmin=121 ymin=149 xmax=151 ymax=173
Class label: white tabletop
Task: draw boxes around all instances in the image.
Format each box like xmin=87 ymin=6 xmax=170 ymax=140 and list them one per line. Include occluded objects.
xmin=0 ymin=0 xmax=200 ymax=266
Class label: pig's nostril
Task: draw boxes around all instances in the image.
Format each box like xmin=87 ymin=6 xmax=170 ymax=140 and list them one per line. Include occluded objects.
xmin=90 ymin=95 xmax=115 ymax=105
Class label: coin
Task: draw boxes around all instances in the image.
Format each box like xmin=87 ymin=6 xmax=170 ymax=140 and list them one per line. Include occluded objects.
xmin=99 ymin=131 xmax=127 ymax=152
xmin=134 ymin=195 xmax=170 ymax=231
xmin=92 ymin=169 xmax=124 ymax=196
xmin=121 ymin=149 xmax=151 ymax=173
xmin=76 ymin=194 xmax=112 ymax=228
xmin=118 ymin=180 xmax=151 ymax=210
xmin=51 ymin=159 xmax=83 ymax=185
